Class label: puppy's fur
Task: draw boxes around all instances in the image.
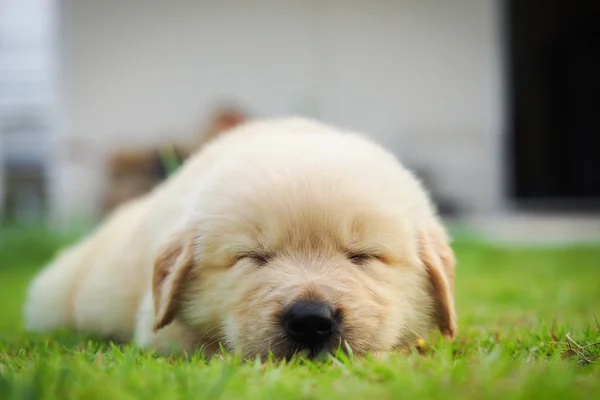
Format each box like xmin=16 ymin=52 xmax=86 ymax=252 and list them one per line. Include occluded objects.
xmin=25 ymin=118 xmax=456 ymax=358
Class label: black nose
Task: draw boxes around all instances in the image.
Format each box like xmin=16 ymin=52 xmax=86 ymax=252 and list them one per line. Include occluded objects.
xmin=283 ymin=301 xmax=336 ymax=346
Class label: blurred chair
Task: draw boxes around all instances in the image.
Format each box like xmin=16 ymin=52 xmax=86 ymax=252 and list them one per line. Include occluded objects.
xmin=101 ymin=107 xmax=247 ymax=215
xmin=0 ymin=109 xmax=50 ymax=224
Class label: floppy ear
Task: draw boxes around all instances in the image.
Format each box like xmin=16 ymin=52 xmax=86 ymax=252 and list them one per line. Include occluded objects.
xmin=418 ymin=222 xmax=457 ymax=339
xmin=152 ymin=228 xmax=195 ymax=332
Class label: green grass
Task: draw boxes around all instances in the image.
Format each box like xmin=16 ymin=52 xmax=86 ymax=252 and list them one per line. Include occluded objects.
xmin=0 ymin=227 xmax=599 ymax=399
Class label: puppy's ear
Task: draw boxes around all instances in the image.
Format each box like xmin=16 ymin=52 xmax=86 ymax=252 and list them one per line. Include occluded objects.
xmin=152 ymin=228 xmax=195 ymax=331
xmin=418 ymin=222 xmax=457 ymax=339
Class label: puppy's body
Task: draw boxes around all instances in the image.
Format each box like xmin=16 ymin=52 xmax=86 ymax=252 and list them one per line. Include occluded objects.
xmin=25 ymin=118 xmax=456 ymax=357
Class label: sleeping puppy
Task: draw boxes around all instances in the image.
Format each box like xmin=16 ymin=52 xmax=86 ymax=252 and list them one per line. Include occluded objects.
xmin=24 ymin=118 xmax=456 ymax=358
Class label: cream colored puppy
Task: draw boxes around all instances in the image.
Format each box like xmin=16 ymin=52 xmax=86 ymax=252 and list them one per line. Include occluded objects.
xmin=25 ymin=118 xmax=456 ymax=358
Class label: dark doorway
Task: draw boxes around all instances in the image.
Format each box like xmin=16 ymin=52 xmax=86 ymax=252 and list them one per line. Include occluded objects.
xmin=507 ymin=0 xmax=600 ymax=210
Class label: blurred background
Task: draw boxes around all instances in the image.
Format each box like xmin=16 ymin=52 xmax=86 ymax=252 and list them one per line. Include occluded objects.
xmin=1 ymin=0 xmax=599 ymax=244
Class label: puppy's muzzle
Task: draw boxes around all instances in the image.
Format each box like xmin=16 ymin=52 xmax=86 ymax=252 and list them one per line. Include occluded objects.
xmin=283 ymin=301 xmax=339 ymax=348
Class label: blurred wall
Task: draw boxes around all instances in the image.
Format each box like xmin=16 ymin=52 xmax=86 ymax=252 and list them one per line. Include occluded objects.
xmin=0 ymin=0 xmax=58 ymax=223
xmin=54 ymin=0 xmax=506 ymax=223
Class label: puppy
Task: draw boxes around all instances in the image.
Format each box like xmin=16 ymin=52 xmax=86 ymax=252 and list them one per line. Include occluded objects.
xmin=24 ymin=118 xmax=456 ymax=358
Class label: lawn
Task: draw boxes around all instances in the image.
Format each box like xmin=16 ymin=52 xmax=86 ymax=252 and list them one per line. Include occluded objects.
xmin=0 ymin=226 xmax=599 ymax=399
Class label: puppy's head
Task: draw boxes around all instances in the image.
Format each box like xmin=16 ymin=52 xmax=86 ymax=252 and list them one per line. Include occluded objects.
xmin=151 ymin=133 xmax=456 ymax=358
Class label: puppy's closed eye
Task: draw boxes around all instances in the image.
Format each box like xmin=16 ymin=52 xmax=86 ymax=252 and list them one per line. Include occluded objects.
xmin=238 ymin=252 xmax=271 ymax=266
xmin=346 ymin=252 xmax=385 ymax=266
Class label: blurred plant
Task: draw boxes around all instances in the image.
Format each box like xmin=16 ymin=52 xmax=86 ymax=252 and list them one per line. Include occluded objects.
xmin=157 ymin=144 xmax=181 ymax=177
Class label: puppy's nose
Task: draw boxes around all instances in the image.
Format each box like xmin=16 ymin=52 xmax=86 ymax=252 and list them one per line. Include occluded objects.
xmin=283 ymin=301 xmax=336 ymax=346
